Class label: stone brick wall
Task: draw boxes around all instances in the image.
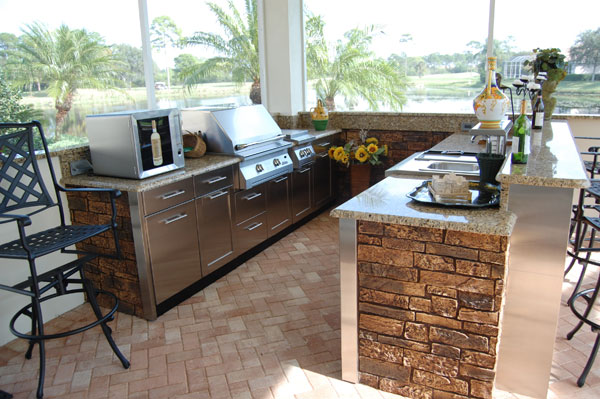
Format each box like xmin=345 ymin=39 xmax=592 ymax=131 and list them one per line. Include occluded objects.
xmin=66 ymin=189 xmax=144 ymax=318
xmin=356 ymin=220 xmax=509 ymax=399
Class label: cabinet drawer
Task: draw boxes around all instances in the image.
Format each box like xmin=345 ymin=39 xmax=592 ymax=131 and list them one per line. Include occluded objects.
xmin=235 ymin=213 xmax=267 ymax=254
xmin=194 ymin=166 xmax=234 ymax=197
xmin=234 ymin=183 xmax=266 ymax=225
xmin=142 ymin=178 xmax=194 ymax=215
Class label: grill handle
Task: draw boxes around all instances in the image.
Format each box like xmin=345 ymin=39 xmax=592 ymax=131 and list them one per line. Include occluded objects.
xmin=235 ymin=134 xmax=286 ymax=150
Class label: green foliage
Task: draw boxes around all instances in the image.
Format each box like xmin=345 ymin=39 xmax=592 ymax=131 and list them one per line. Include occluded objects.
xmin=0 ymin=68 xmax=39 ymax=123
xmin=183 ymin=0 xmax=260 ymax=101
xmin=16 ymin=22 xmax=124 ymax=129
xmin=524 ymin=48 xmax=568 ymax=82
xmin=112 ymin=44 xmax=145 ymax=88
xmin=569 ymin=28 xmax=600 ymax=81
xmin=305 ymin=13 xmax=407 ymax=111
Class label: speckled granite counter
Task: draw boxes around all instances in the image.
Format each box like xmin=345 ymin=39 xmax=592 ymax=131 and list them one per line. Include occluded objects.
xmin=330 ymin=176 xmax=515 ymax=236
xmin=61 ymin=154 xmax=241 ymax=192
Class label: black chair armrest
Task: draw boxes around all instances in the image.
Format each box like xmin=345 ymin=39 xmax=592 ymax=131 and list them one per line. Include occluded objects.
xmin=57 ymin=186 xmax=122 ymax=198
xmin=0 ymin=213 xmax=32 ymax=227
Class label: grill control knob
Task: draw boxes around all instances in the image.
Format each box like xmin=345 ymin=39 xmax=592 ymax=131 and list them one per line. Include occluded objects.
xmin=255 ymin=164 xmax=263 ymax=172
xmin=273 ymin=158 xmax=280 ymax=166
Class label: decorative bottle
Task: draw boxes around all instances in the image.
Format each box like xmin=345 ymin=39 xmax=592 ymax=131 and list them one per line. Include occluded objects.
xmin=151 ymin=120 xmax=163 ymax=166
xmin=473 ymin=57 xmax=510 ymax=129
xmin=511 ymin=99 xmax=531 ymax=164
xmin=531 ymin=91 xmax=545 ymax=130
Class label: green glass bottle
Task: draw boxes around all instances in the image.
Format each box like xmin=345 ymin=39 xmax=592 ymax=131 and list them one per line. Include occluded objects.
xmin=511 ymin=99 xmax=531 ymax=164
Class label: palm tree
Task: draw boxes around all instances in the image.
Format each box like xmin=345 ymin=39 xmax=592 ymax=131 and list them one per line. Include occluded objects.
xmin=183 ymin=0 xmax=260 ymax=103
xmin=150 ymin=16 xmax=181 ymax=89
xmin=305 ymin=14 xmax=407 ymax=111
xmin=17 ymin=22 xmax=121 ymax=129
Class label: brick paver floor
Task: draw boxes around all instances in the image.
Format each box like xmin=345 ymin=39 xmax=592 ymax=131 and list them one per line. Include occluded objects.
xmin=0 ymin=210 xmax=599 ymax=398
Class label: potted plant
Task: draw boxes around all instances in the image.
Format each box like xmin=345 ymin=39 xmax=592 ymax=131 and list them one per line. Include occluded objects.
xmin=328 ymin=129 xmax=387 ymax=195
xmin=524 ymin=48 xmax=568 ymax=120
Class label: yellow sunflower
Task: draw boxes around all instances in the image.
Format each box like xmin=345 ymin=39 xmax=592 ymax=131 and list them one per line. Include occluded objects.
xmin=328 ymin=146 xmax=336 ymax=159
xmin=355 ymin=147 xmax=369 ymax=163
xmin=341 ymin=154 xmax=350 ymax=165
xmin=333 ymin=147 xmax=345 ymax=161
xmin=365 ymin=137 xmax=378 ymax=146
xmin=367 ymin=143 xmax=378 ymax=154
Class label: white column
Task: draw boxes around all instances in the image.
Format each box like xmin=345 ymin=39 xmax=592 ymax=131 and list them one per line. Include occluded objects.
xmin=258 ymin=0 xmax=306 ymax=115
xmin=138 ymin=0 xmax=157 ymax=109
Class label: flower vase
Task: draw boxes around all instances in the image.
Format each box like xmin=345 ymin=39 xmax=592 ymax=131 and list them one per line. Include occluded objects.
xmin=473 ymin=57 xmax=510 ymax=129
xmin=350 ymin=163 xmax=371 ymax=196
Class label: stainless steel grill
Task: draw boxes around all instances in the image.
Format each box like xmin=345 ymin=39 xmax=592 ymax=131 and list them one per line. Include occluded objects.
xmin=181 ymin=105 xmax=293 ymax=189
xmin=283 ymin=129 xmax=316 ymax=169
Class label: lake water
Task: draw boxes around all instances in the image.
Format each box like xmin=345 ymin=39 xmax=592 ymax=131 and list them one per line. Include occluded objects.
xmin=42 ymin=92 xmax=598 ymax=141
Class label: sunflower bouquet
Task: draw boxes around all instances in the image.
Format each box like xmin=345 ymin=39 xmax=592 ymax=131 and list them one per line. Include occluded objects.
xmin=328 ymin=129 xmax=387 ymax=167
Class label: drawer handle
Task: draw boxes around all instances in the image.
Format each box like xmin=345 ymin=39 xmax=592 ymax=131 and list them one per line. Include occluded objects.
xmin=204 ymin=175 xmax=227 ymax=184
xmin=161 ymin=213 xmax=188 ymax=225
xmin=298 ymin=167 xmax=311 ymax=174
xmin=274 ymin=176 xmax=288 ymax=183
xmin=207 ymin=190 xmax=228 ymax=200
xmin=160 ymin=189 xmax=186 ymax=200
xmin=246 ymin=222 xmax=263 ymax=231
xmin=318 ymin=152 xmax=329 ymax=158
xmin=242 ymin=192 xmax=262 ymax=201
xmin=319 ymin=142 xmax=331 ymax=147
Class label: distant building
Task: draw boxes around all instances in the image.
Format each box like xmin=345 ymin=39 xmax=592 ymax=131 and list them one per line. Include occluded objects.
xmin=502 ymin=55 xmax=535 ymax=79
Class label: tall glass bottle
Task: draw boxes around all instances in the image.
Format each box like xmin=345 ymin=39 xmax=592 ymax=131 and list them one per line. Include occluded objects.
xmin=531 ymin=91 xmax=545 ymax=130
xmin=511 ymin=99 xmax=531 ymax=164
xmin=151 ymin=120 xmax=163 ymax=166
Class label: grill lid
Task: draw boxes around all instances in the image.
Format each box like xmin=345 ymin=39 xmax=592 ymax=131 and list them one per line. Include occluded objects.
xmin=181 ymin=105 xmax=291 ymax=158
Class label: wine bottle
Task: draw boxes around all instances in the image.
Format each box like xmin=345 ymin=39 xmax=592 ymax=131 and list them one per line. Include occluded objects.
xmin=532 ymin=91 xmax=544 ymax=130
xmin=151 ymin=120 xmax=163 ymax=166
xmin=511 ymin=99 xmax=531 ymax=164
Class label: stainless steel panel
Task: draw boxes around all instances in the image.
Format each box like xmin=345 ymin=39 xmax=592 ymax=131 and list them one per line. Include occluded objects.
xmin=196 ymin=188 xmax=235 ymax=276
xmin=235 ymin=212 xmax=268 ymax=254
xmin=292 ymin=165 xmax=312 ymax=223
xmin=339 ymin=218 xmax=358 ymax=383
xmin=129 ymin=192 xmax=158 ymax=320
xmin=313 ymin=152 xmax=332 ymax=209
xmin=266 ymin=174 xmax=292 ymax=237
xmin=495 ymin=184 xmax=573 ymax=398
xmin=234 ymin=184 xmax=266 ymax=225
xmin=194 ymin=166 xmax=234 ymax=198
xmin=142 ymin=178 xmax=194 ymax=216
xmin=237 ymin=152 xmax=293 ymax=190
xmin=146 ymin=200 xmax=202 ymax=304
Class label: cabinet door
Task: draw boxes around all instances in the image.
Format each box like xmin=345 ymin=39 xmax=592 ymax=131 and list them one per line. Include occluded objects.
xmin=266 ymin=174 xmax=292 ymax=237
xmin=313 ymin=152 xmax=332 ymax=209
xmin=292 ymin=165 xmax=312 ymax=223
xmin=197 ymin=188 xmax=235 ymax=276
xmin=146 ymin=201 xmax=201 ymax=304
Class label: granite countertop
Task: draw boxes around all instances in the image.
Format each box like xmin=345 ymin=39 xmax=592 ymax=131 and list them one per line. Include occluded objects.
xmin=60 ymin=129 xmax=341 ymax=193
xmin=497 ymin=121 xmax=589 ymax=189
xmin=330 ymin=176 xmax=516 ymax=236
xmin=61 ymin=154 xmax=241 ymax=192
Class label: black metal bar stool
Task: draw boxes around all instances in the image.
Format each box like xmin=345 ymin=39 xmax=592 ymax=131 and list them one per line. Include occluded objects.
xmin=0 ymin=121 xmax=130 ymax=398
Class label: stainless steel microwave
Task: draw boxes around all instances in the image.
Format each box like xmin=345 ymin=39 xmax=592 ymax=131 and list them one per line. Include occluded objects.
xmin=86 ymin=109 xmax=185 ymax=179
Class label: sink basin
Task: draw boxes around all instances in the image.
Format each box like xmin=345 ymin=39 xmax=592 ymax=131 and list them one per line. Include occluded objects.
xmin=423 ymin=162 xmax=479 ymax=173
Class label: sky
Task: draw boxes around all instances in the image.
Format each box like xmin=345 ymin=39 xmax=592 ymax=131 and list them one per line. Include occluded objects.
xmin=0 ymin=0 xmax=599 ymax=67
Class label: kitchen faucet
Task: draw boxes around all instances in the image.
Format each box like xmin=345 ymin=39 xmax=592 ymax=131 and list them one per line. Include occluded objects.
xmin=471 ymin=134 xmax=493 ymax=153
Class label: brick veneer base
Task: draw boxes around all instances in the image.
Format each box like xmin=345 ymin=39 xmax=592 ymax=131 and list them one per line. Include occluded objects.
xmin=356 ymin=221 xmax=509 ymax=399
xmin=66 ymin=189 xmax=144 ymax=318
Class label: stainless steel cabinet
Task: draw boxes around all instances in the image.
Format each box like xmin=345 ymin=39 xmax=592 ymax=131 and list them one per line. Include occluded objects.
xmin=145 ymin=198 xmax=201 ymax=304
xmin=266 ymin=174 xmax=292 ymax=237
xmin=196 ymin=187 xmax=235 ymax=276
xmin=312 ymin=137 xmax=335 ymax=209
xmin=194 ymin=166 xmax=235 ymax=277
xmin=291 ymin=165 xmax=312 ymax=223
xmin=234 ymin=183 xmax=268 ymax=254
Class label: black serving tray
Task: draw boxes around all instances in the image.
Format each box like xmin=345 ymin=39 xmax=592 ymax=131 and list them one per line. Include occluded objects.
xmin=407 ymin=180 xmax=500 ymax=208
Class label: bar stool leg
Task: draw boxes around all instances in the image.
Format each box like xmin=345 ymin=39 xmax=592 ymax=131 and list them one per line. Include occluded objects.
xmin=567 ymin=268 xmax=600 ymax=340
xmin=568 ymin=226 xmax=593 ymax=306
xmin=578 ymin=332 xmax=600 ymax=387
xmin=81 ymin=276 xmax=130 ymax=369
xmin=32 ymin=296 xmax=45 ymax=399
